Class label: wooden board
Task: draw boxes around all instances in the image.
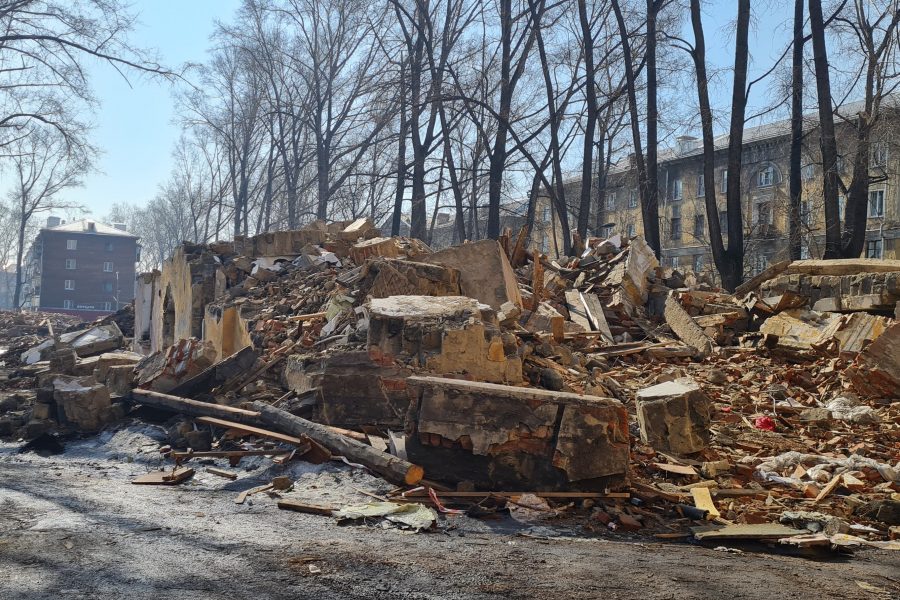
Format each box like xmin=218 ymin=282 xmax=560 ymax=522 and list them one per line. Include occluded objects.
xmin=565 ymin=290 xmax=593 ymax=331
xmin=277 ymin=499 xmax=335 ymax=516
xmin=206 ymin=467 xmax=238 ymax=480
xmin=132 ymin=467 xmax=194 ymax=485
xmin=652 ymin=462 xmax=699 ymax=477
xmin=691 ymin=487 xmax=720 ymax=519
xmin=196 ymin=416 xmax=308 ymax=446
xmin=692 ymin=523 xmax=805 ymax=541
xmin=580 ymin=292 xmax=614 ymax=343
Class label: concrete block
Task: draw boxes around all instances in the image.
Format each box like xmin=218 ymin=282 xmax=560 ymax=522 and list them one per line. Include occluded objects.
xmin=405 ymin=376 xmax=629 ymax=489
xmin=845 ymin=322 xmax=900 ymax=399
xmin=368 ymin=296 xmax=522 ymax=384
xmin=360 ymin=259 xmax=461 ymax=299
xmin=52 ymin=376 xmax=112 ymax=432
xmin=424 ymin=239 xmax=522 ymax=310
xmin=636 ymin=377 xmax=711 ymax=455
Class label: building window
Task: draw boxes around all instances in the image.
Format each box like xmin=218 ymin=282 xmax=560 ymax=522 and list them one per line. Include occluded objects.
xmin=865 ymin=239 xmax=883 ymax=259
xmin=758 ymin=165 xmax=775 ymax=187
xmin=719 ymin=210 xmax=728 ymax=233
xmin=696 ymin=173 xmax=705 ymax=197
xmin=103 ymin=282 xmax=114 ymax=292
xmin=670 ymin=204 xmax=682 ymax=240
xmin=720 ymin=170 xmax=728 ymax=193
xmin=694 ymin=214 xmax=705 ymax=238
xmin=800 ymin=243 xmax=810 ymax=259
xmin=105 ymin=241 xmax=114 ymax=252
xmin=103 ymin=261 xmax=114 ymax=272
xmin=868 ymin=189 xmax=885 ymax=217
xmin=64 ymin=279 xmax=74 ymax=290
xmin=104 ymin=302 xmax=112 ymax=311
xmin=65 ymin=258 xmax=76 ymax=270
xmin=542 ymin=206 xmax=550 ymax=221
xmin=540 ymin=235 xmax=549 ymax=253
xmin=669 ymin=256 xmax=679 ymax=269
xmin=871 ymin=142 xmax=888 ymax=167
xmin=606 ymin=193 xmax=617 ymax=212
xmin=672 ymin=177 xmax=683 ymax=200
xmin=603 ymin=225 xmax=615 ymax=238
xmin=693 ymin=254 xmax=703 ymax=273
xmin=66 ymin=239 xmax=77 ymax=250
xmin=754 ymin=254 xmax=770 ymax=276
xmin=801 ymin=164 xmax=815 ymax=181
xmin=626 ymin=223 xmax=636 ymax=237
xmin=836 ymin=155 xmax=846 ymax=172
xmin=754 ymin=200 xmax=773 ymax=226
xmin=838 ymin=195 xmax=846 ymax=220
xmin=63 ymin=299 xmax=73 ymax=309
xmin=628 ymin=190 xmax=638 ymax=209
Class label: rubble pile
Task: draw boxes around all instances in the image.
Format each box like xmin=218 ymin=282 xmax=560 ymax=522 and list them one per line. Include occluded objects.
xmin=1 ymin=222 xmax=898 ymax=552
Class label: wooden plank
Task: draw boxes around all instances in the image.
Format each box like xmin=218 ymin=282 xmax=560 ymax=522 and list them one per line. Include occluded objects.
xmin=813 ymin=473 xmax=842 ymax=504
xmin=277 ymin=499 xmax=335 ymax=516
xmin=565 ymin=290 xmax=593 ymax=331
xmin=287 ymin=312 xmax=328 ymax=322
xmin=691 ymin=487 xmax=720 ymax=519
xmin=132 ymin=467 xmax=194 ymax=485
xmin=399 ymin=490 xmax=630 ymax=499
xmin=235 ymin=483 xmax=273 ymax=504
xmin=206 ymin=467 xmax=238 ymax=480
xmin=196 ymin=416 xmax=308 ymax=446
xmin=692 ymin=523 xmax=805 ymax=541
xmin=580 ymin=292 xmax=614 ymax=343
xmin=652 ymin=462 xmax=699 ymax=477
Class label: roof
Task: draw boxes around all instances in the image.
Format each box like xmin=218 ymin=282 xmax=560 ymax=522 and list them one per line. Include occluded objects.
xmin=590 ymin=94 xmax=900 ymax=179
xmin=42 ymin=219 xmax=139 ymax=238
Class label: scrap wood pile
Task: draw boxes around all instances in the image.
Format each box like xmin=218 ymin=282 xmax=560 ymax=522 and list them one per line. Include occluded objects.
xmin=1 ymin=219 xmax=898 ymax=552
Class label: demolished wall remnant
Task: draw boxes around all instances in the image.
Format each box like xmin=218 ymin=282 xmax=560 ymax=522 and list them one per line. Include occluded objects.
xmin=368 ymin=295 xmax=522 ymax=384
xmin=424 ymin=239 xmax=522 ymax=310
xmin=405 ymin=376 xmax=629 ymax=490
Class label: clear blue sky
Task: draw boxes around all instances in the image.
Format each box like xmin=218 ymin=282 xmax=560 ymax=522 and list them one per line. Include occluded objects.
xmin=70 ymin=0 xmax=795 ymax=219
xmin=73 ymin=0 xmax=241 ymax=219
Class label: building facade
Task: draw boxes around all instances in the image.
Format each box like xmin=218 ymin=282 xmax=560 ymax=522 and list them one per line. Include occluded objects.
xmin=22 ymin=218 xmax=140 ymax=319
xmin=559 ymin=100 xmax=900 ymax=278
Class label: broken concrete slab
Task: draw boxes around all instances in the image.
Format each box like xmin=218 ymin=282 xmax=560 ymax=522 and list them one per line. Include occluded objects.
xmin=350 ymin=237 xmax=400 ymax=264
xmin=360 ymin=259 xmax=460 ymax=299
xmin=526 ymin=302 xmax=565 ymax=342
xmin=285 ymin=351 xmax=412 ymax=429
xmin=424 ymin=239 xmax=522 ymax=310
xmin=760 ymin=309 xmax=891 ymax=356
xmin=134 ymin=338 xmax=218 ymax=393
xmin=636 ymin=377 xmax=711 ymax=455
xmin=405 ymin=376 xmax=629 ymax=490
xmin=845 ymin=322 xmax=900 ymax=399
xmin=368 ymin=296 xmax=522 ymax=384
xmin=664 ymin=294 xmax=712 ymax=356
xmin=52 ymin=375 xmax=113 ymax=432
xmin=93 ymin=351 xmax=144 ymax=383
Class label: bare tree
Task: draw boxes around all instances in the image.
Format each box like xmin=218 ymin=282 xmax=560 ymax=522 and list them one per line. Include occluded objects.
xmin=7 ymin=127 xmax=91 ymax=307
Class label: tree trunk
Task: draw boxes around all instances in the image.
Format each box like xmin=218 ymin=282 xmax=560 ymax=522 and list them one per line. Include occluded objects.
xmin=253 ymin=402 xmax=424 ymax=486
xmin=611 ymin=0 xmax=657 ymax=258
xmin=643 ymin=0 xmax=661 ymax=258
xmin=487 ymin=0 xmax=514 ymax=240
xmin=392 ymin=58 xmax=409 ymax=237
xmin=788 ymin=0 xmax=804 ymax=260
xmin=577 ymin=0 xmax=598 ymax=241
xmin=13 ymin=213 xmax=27 ymax=310
xmin=809 ymin=0 xmax=842 ymax=258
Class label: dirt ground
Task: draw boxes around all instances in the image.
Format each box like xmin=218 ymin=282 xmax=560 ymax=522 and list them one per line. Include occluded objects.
xmin=1 ymin=423 xmax=898 ymax=600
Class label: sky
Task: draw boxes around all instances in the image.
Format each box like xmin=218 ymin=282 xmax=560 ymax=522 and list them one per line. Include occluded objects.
xmin=72 ymin=0 xmax=241 ymax=220
xmin=68 ymin=0 xmax=797 ymax=221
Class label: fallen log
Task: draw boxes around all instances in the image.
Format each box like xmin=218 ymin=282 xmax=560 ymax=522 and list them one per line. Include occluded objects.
xmin=131 ymin=389 xmax=260 ymax=422
xmin=252 ymin=401 xmax=424 ymax=486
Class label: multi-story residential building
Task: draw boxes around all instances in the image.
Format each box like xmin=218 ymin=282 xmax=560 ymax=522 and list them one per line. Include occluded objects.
xmin=559 ymin=99 xmax=899 ymax=277
xmin=22 ymin=217 xmax=140 ymax=318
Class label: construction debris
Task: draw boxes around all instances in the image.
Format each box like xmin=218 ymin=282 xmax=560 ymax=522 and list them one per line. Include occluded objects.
xmin=2 ymin=223 xmax=899 ymax=554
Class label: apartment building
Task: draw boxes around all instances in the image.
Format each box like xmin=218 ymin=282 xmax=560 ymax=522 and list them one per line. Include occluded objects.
xmin=22 ymin=217 xmax=140 ymax=318
xmin=560 ymin=99 xmax=899 ymax=277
